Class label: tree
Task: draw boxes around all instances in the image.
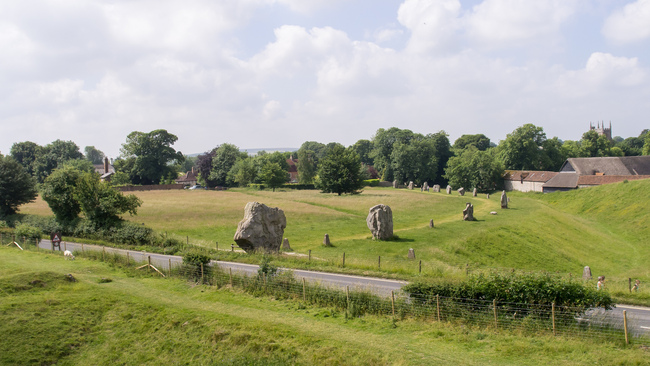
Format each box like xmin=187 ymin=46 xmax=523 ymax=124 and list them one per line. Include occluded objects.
xmin=0 ymin=154 xmax=38 ymax=217
xmin=390 ymin=139 xmax=437 ymax=185
xmin=32 ymin=140 xmax=84 ymax=182
xmin=10 ymin=141 xmax=43 ymax=175
xmin=259 ymin=162 xmax=289 ymax=191
xmin=444 ymin=147 xmax=504 ymax=192
xmin=227 ymin=157 xmax=257 ymax=187
xmin=119 ymin=129 xmax=184 ymax=185
xmin=453 ymin=134 xmax=491 ymax=151
xmin=196 ymin=149 xmax=218 ymax=187
xmin=84 ymin=146 xmax=105 ymax=165
xmin=499 ymin=124 xmax=549 ymax=170
xmin=580 ymin=130 xmax=613 ymax=157
xmin=41 ymin=166 xmax=83 ymax=223
xmin=370 ymin=127 xmax=416 ymax=181
xmin=208 ymin=144 xmax=247 ymax=186
xmin=296 ymin=148 xmax=317 ymax=184
xmin=429 ymin=131 xmax=453 ymax=186
xmin=350 ymin=139 xmax=374 ymax=166
xmin=643 ymin=133 xmax=650 ymax=155
xmin=74 ymin=172 xmax=142 ymax=227
xmin=316 ymin=145 xmax=364 ymax=195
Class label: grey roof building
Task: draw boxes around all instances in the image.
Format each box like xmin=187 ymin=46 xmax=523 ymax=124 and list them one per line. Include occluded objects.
xmin=543 ymin=156 xmax=650 ymax=192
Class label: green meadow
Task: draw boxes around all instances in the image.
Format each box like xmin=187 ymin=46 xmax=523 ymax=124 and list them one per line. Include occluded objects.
xmin=1 ymin=248 xmax=647 ymax=365
xmin=19 ymin=180 xmax=650 ymax=303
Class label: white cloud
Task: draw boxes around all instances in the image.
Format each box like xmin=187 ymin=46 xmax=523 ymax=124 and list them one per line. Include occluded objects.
xmin=602 ymin=0 xmax=650 ymax=43
xmin=464 ymin=0 xmax=577 ymax=47
xmin=38 ymin=79 xmax=85 ymax=104
xmin=397 ymin=0 xmax=462 ymax=53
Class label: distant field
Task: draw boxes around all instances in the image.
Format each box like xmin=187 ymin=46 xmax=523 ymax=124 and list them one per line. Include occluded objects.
xmin=20 ymin=180 xmax=650 ymax=294
xmin=1 ymin=248 xmax=647 ymax=365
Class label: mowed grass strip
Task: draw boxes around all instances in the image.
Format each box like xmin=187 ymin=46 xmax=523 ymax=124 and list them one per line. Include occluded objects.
xmin=1 ymin=247 xmax=648 ymax=365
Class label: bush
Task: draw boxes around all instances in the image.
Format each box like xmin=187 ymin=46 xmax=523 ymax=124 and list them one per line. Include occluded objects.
xmin=403 ymin=272 xmax=614 ymax=317
xmin=279 ymin=184 xmax=316 ymax=190
xmin=108 ymin=222 xmax=155 ymax=246
xmin=0 ymin=220 xmax=7 ymax=229
xmin=14 ymin=223 xmax=43 ymax=242
xmin=258 ymin=255 xmax=278 ymax=278
xmin=248 ymin=183 xmax=265 ymax=190
xmin=363 ymin=179 xmax=380 ymax=187
xmin=182 ymin=251 xmax=212 ymax=282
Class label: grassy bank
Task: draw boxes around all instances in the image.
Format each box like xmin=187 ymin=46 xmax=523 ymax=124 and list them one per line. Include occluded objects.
xmin=2 ymin=247 xmax=648 ymax=365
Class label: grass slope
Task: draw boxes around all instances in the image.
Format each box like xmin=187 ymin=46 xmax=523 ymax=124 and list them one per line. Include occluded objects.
xmin=1 ymin=248 xmax=647 ymax=365
xmin=19 ymin=181 xmax=650 ymax=287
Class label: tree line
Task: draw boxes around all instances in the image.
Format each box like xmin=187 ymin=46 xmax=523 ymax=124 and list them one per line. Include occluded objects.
xmin=2 ymin=124 xmax=649 ymax=221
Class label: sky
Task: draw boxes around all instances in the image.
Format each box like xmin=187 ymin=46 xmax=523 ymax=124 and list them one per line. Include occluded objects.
xmin=1 ymin=0 xmax=650 ymax=158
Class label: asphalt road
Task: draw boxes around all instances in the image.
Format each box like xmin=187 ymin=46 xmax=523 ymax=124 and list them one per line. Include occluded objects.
xmin=35 ymin=239 xmax=650 ymax=336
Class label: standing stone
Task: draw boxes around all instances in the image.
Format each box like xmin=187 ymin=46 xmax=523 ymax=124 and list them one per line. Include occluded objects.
xmin=458 ymin=187 xmax=465 ymax=196
xmin=463 ymin=202 xmax=475 ymax=221
xmin=408 ymin=181 xmax=414 ymax=190
xmin=408 ymin=248 xmax=416 ymax=260
xmin=583 ymin=266 xmax=592 ymax=280
xmin=472 ymin=188 xmax=477 ymax=197
xmin=446 ymin=185 xmax=452 ymax=194
xmin=234 ymin=202 xmax=286 ymax=253
xmin=432 ymin=185 xmax=440 ymax=193
xmin=366 ymin=204 xmax=394 ymax=240
xmin=500 ymin=190 xmax=508 ymax=209
xmin=323 ymin=233 xmax=331 ymax=246
xmin=486 ymin=193 xmax=490 ymax=199
xmin=393 ymin=180 xmax=398 ymax=188
xmin=429 ymin=219 xmax=434 ymax=228
xmin=423 ymin=182 xmax=429 ymax=191
xmin=282 ymin=238 xmax=293 ymax=251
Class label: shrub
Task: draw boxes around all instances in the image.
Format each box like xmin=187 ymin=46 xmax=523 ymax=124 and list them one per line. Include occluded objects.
xmin=363 ymin=179 xmax=380 ymax=187
xmin=182 ymin=251 xmax=212 ymax=282
xmin=0 ymin=220 xmax=7 ymax=228
xmin=108 ymin=222 xmax=155 ymax=246
xmin=14 ymin=223 xmax=43 ymax=242
xmin=258 ymin=255 xmax=278 ymax=278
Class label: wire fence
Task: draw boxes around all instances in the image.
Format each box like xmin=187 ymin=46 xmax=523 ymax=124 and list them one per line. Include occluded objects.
xmin=1 ymin=235 xmax=645 ymax=345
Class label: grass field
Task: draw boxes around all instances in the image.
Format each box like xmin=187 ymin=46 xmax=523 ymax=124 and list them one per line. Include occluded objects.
xmin=18 ymin=180 xmax=650 ymax=303
xmin=1 ymin=248 xmax=647 ymax=365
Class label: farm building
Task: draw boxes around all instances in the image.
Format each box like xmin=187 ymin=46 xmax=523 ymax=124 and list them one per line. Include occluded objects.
xmin=542 ymin=156 xmax=650 ymax=193
xmin=503 ymin=171 xmax=558 ymax=192
xmin=175 ymin=167 xmax=198 ymax=186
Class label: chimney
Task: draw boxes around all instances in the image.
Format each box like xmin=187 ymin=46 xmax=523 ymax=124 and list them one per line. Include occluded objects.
xmin=104 ymin=156 xmax=109 ymax=174
xmin=191 ymin=167 xmax=194 ymax=175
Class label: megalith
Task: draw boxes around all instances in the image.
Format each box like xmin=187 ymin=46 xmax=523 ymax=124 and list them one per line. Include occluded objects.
xmin=393 ymin=180 xmax=398 ymax=188
xmin=458 ymin=187 xmax=465 ymax=196
xmin=583 ymin=266 xmax=592 ymax=280
xmin=463 ymin=202 xmax=475 ymax=221
xmin=408 ymin=248 xmax=416 ymax=260
xmin=323 ymin=233 xmax=332 ymax=246
xmin=408 ymin=181 xmax=414 ymax=190
xmin=472 ymin=188 xmax=477 ymax=197
xmin=234 ymin=202 xmax=286 ymax=253
xmin=282 ymin=238 xmax=293 ymax=252
xmin=432 ymin=185 xmax=440 ymax=193
xmin=366 ymin=204 xmax=394 ymax=240
xmin=500 ymin=190 xmax=508 ymax=209
xmin=446 ymin=185 xmax=452 ymax=194
xmin=423 ymin=182 xmax=429 ymax=191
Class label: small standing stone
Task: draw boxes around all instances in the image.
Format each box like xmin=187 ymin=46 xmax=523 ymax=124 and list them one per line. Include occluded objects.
xmin=583 ymin=266 xmax=592 ymax=280
xmin=393 ymin=180 xmax=398 ymax=188
xmin=323 ymin=234 xmax=331 ymax=246
xmin=463 ymin=202 xmax=475 ymax=221
xmin=490 ymin=211 xmax=497 ymax=215
xmin=366 ymin=204 xmax=394 ymax=240
xmin=501 ymin=190 xmax=508 ymax=209
xmin=408 ymin=181 xmax=414 ymax=190
xmin=433 ymin=185 xmax=440 ymax=192
xmin=282 ymin=238 xmax=293 ymax=251
xmin=458 ymin=187 xmax=465 ymax=196
xmin=446 ymin=185 xmax=452 ymax=194
xmin=486 ymin=193 xmax=490 ymax=199
xmin=429 ymin=219 xmax=434 ymax=228
xmin=423 ymin=182 xmax=429 ymax=191
xmin=408 ymin=248 xmax=416 ymax=259
xmin=472 ymin=188 xmax=477 ymax=197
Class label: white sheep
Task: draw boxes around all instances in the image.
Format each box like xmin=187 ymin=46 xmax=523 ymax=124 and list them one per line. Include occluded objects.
xmin=64 ymin=250 xmax=75 ymax=260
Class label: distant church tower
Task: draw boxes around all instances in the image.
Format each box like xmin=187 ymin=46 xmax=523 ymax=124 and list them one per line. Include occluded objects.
xmin=589 ymin=121 xmax=612 ymax=141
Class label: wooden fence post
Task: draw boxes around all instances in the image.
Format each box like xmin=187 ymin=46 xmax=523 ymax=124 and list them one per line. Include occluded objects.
xmin=126 ymin=251 xmax=129 ymax=265
xmin=64 ymin=242 xmax=67 ymax=251
xmin=391 ymin=291 xmax=395 ymax=318
xmin=624 ymin=310 xmax=629 ymax=345
xmin=346 ymin=285 xmax=350 ymax=304
xmin=229 ymin=268 xmax=233 ymax=287
xmin=378 ymin=256 xmax=381 ymax=270
xmin=436 ymin=295 xmax=440 ymax=322
xmin=419 ymin=260 xmax=422 ymax=274
xmin=308 ymin=250 xmax=311 ymax=262
xmin=102 ymin=246 xmax=106 ymax=261
xmin=186 ymin=236 xmax=189 ymax=246
xmin=342 ymin=252 xmax=345 ymax=267
xmin=36 ymin=239 xmax=40 ymax=251
xmin=629 ymin=278 xmax=632 ymax=293
xmin=302 ymin=278 xmax=306 ymax=302
xmin=168 ymin=258 xmax=172 ymax=277
xmin=81 ymin=243 xmax=84 ymax=254
xmin=216 ymin=242 xmax=218 ymax=251
xmin=493 ymin=299 xmax=498 ymax=330
xmin=201 ymin=263 xmax=204 ymax=283
xmin=552 ymin=302 xmax=556 ymax=336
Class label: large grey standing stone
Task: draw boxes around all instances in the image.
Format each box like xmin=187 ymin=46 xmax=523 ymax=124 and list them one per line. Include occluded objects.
xmin=583 ymin=266 xmax=592 ymax=280
xmin=393 ymin=180 xmax=398 ymax=188
xmin=429 ymin=219 xmax=434 ymax=228
xmin=323 ymin=234 xmax=331 ymax=246
xmin=423 ymin=182 xmax=429 ymax=191
xmin=366 ymin=204 xmax=394 ymax=240
xmin=433 ymin=185 xmax=440 ymax=192
xmin=408 ymin=181 xmax=414 ymax=190
xmin=282 ymin=238 xmax=293 ymax=252
xmin=458 ymin=187 xmax=465 ymax=196
xmin=463 ymin=202 xmax=475 ymax=221
xmin=486 ymin=193 xmax=490 ymax=199
xmin=234 ymin=202 xmax=286 ymax=253
xmin=446 ymin=185 xmax=452 ymax=194
xmin=500 ymin=190 xmax=508 ymax=209
xmin=408 ymin=248 xmax=416 ymax=260
xmin=472 ymin=188 xmax=477 ymax=197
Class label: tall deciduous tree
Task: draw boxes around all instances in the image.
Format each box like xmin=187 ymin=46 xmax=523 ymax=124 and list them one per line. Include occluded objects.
xmin=84 ymin=146 xmax=105 ymax=165
xmin=297 ymin=148 xmax=317 ymax=184
xmin=453 ymin=134 xmax=491 ymax=151
xmin=119 ymin=129 xmax=184 ymax=185
xmin=370 ymin=127 xmax=416 ymax=181
xmin=33 ymin=140 xmax=84 ymax=183
xmin=444 ymin=147 xmax=504 ymax=192
xmin=0 ymin=154 xmax=38 ymax=217
xmin=259 ymin=162 xmax=289 ymax=191
xmin=74 ymin=172 xmax=141 ymax=227
xmin=209 ymin=143 xmax=247 ymax=187
xmin=429 ymin=131 xmax=453 ymax=186
xmin=316 ymin=145 xmax=364 ymax=195
xmin=351 ymin=139 xmax=374 ymax=166
xmin=10 ymin=141 xmax=43 ymax=175
xmin=499 ymin=124 xmax=549 ymax=170
xmin=41 ymin=166 xmax=83 ymax=223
